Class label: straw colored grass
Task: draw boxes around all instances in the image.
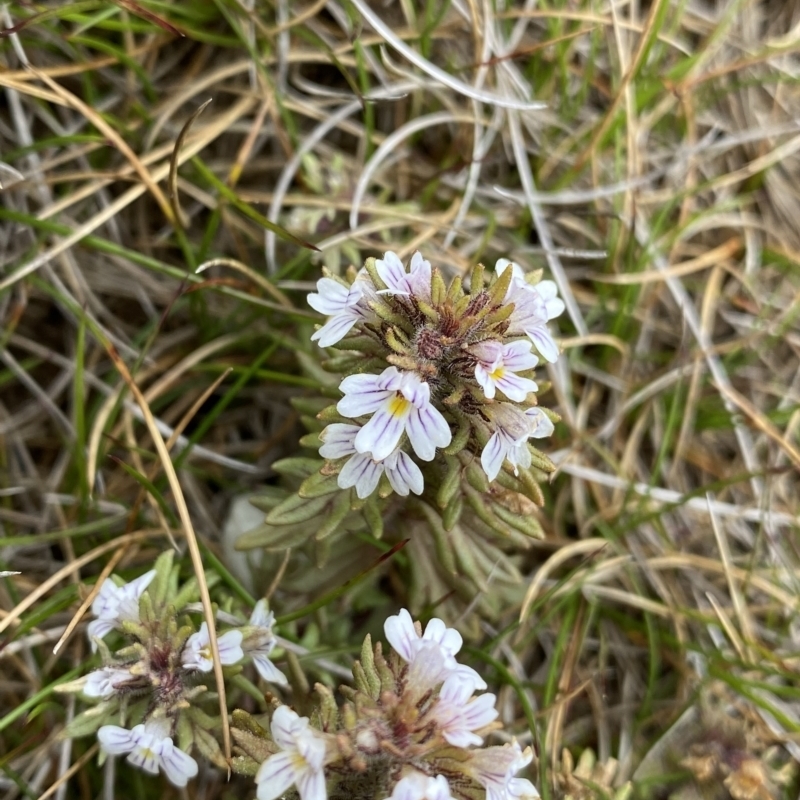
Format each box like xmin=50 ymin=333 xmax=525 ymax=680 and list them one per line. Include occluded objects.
xmin=1 ymin=1 xmax=799 ymax=798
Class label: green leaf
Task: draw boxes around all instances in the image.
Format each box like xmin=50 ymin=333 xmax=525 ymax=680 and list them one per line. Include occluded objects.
xmin=271 ymin=457 xmax=324 ymax=480
xmin=266 ymin=493 xmax=331 ymax=525
xmin=298 ymin=470 xmax=342 ymax=498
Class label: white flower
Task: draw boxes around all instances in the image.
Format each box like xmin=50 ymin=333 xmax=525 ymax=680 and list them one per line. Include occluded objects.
xmin=428 ymin=672 xmax=498 ymax=747
xmin=384 ymin=608 xmax=462 ymax=663
xmin=245 ymin=600 xmax=287 ymax=686
xmin=256 ymin=706 xmax=328 ymax=800
xmin=319 ymin=423 xmax=424 ymax=498
xmin=375 ymin=251 xmax=432 ymax=302
xmin=383 ymin=772 xmax=453 ymax=800
xmin=480 ymin=404 xmax=554 ymax=482
xmin=495 ymin=259 xmax=564 ymax=363
xmin=466 ymin=739 xmax=539 ymax=800
xmin=383 ymin=608 xmax=486 ymax=691
xmin=83 ymin=666 xmax=135 ymax=698
xmin=337 ymin=367 xmax=451 ymax=461
xmin=524 ymin=407 xmax=555 ymax=439
xmin=480 ymin=404 xmax=531 ymax=482
xmin=308 ymin=277 xmax=371 ymax=347
xmin=87 ymin=570 xmax=156 ymax=651
xmin=181 ymin=622 xmax=244 ymax=672
xmin=97 ymin=718 xmax=198 ymax=787
xmin=472 ymin=339 xmax=539 ymax=401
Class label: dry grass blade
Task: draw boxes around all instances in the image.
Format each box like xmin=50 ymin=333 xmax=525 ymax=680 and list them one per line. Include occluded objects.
xmin=51 ymin=544 xmax=127 ymax=655
xmin=590 ymin=237 xmax=743 ymax=284
xmin=196 ymin=259 xmax=293 ymax=307
xmin=520 ymin=539 xmax=608 ymax=623
xmin=169 ymin=98 xmax=213 ymax=229
xmin=713 ymin=380 xmax=800 ymax=472
xmin=2 ymin=1 xmax=800 ymax=795
xmin=33 ymin=67 xmax=175 ymax=225
xmin=36 ymin=743 xmax=99 ymax=800
xmin=0 ymin=531 xmax=169 ymax=636
xmin=103 ymin=344 xmax=233 ymax=766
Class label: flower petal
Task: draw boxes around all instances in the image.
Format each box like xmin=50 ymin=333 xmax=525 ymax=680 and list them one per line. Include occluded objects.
xmin=354 ymin=408 xmax=407 ymax=461
xmin=270 ymin=706 xmax=307 ymax=750
xmin=127 ymin=745 xmax=160 ymax=774
xmin=405 ymin=405 xmax=451 ymax=461
xmin=481 ymin=432 xmax=507 ymax=482
xmin=307 ymin=278 xmax=350 ymax=315
xmin=525 ymin=407 xmax=555 ymax=438
xmin=384 ymin=451 xmax=423 ymax=496
xmin=254 ymin=654 xmax=289 ymax=686
xmin=256 ymin=752 xmax=298 ymax=800
xmin=442 ymin=729 xmax=484 ymax=748
xmin=534 ymin=281 xmax=564 ymax=320
xmin=474 ymin=363 xmax=496 ymax=399
xmin=407 ymin=251 xmax=432 ymax=301
xmin=338 ymin=453 xmax=383 ymax=498
xmin=375 ymin=251 xmax=410 ymax=294
xmin=508 ymin=778 xmax=540 ymax=800
xmin=84 ymin=667 xmax=133 ymax=698
xmin=87 ymin=618 xmax=116 ymax=649
xmin=318 ymin=424 xmax=359 ymax=459
xmin=502 ymin=340 xmax=539 ymax=370
xmin=159 ymin=740 xmax=199 ymax=787
xmin=249 ymin=599 xmax=274 ymax=629
xmin=495 ymin=258 xmax=525 ymax=282
xmin=525 ymin=325 xmax=559 ymax=363
xmin=217 ymin=629 xmax=244 ymax=665
xmin=296 ymin=763 xmax=327 ymax=800
xmin=125 ymin=569 xmax=157 ymax=600
xmin=90 ymin=579 xmax=121 ymax=618
xmin=337 ymin=374 xmax=391 ymax=418
xmin=311 ymin=313 xmax=358 ymax=348
xmin=97 ymin=725 xmax=136 ymax=755
xmin=495 ymin=373 xmax=538 ymax=402
xmin=383 ymin=608 xmax=418 ymax=662
xmin=422 ymin=618 xmax=462 ymax=656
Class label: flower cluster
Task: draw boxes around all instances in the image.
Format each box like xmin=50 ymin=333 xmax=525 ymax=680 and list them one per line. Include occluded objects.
xmin=307 ymin=252 xmax=563 ymax=499
xmin=238 ymin=608 xmax=538 ymax=800
xmin=60 ymin=555 xmax=286 ymax=788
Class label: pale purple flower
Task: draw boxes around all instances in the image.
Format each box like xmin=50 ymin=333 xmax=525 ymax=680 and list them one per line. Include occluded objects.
xmin=524 ymin=407 xmax=555 ymax=439
xmin=98 ymin=717 xmax=198 ymax=787
xmin=480 ymin=404 xmax=533 ymax=482
xmin=495 ymin=259 xmax=564 ymax=363
xmin=472 ymin=339 xmax=539 ymax=401
xmin=376 ymin=250 xmax=431 ymax=302
xmin=481 ymin=404 xmax=554 ymax=482
xmin=308 ymin=277 xmax=369 ymax=347
xmin=87 ymin=570 xmax=156 ymax=651
xmin=337 ymin=368 xmax=451 ymax=462
xmin=383 ymin=609 xmax=486 ymax=692
xmin=383 ymin=772 xmax=453 ymax=800
xmin=319 ymin=423 xmax=424 ymax=498
xmin=384 ymin=608 xmax=462 ymax=663
xmin=181 ymin=622 xmax=244 ymax=672
xmin=466 ymin=739 xmax=539 ymax=800
xmin=428 ymin=672 xmax=498 ymax=747
xmin=83 ymin=666 xmax=135 ymax=698
xmin=256 ymin=706 xmax=328 ymax=800
xmin=244 ymin=600 xmax=287 ymax=686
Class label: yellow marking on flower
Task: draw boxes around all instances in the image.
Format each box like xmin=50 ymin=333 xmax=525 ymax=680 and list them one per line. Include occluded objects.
xmin=291 ymin=752 xmax=309 ymax=770
xmin=200 ymin=645 xmax=212 ymax=662
xmin=388 ymin=393 xmax=412 ymax=418
xmin=489 ymin=365 xmax=506 ymax=382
